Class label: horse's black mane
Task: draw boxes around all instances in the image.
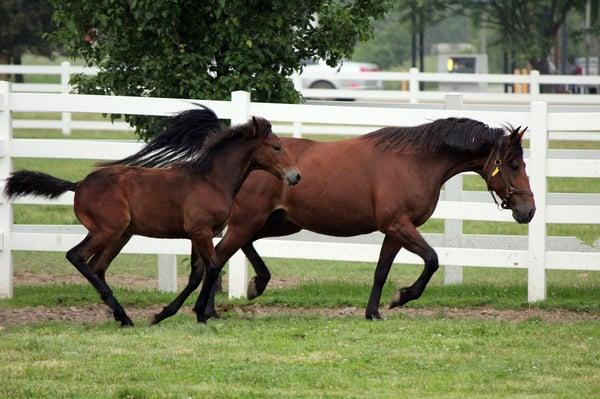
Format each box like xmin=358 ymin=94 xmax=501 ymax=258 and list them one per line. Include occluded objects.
xmin=362 ymin=117 xmax=511 ymax=155
xmin=101 ymin=105 xmax=249 ymax=172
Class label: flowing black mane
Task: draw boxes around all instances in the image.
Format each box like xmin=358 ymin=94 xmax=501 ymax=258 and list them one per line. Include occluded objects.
xmin=362 ymin=117 xmax=508 ymax=155
xmin=101 ymin=106 xmax=250 ymax=172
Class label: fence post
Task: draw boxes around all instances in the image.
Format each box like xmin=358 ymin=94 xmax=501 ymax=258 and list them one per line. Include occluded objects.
xmin=292 ymin=122 xmax=302 ymax=138
xmin=228 ymin=90 xmax=251 ymax=299
xmin=0 ymin=81 xmax=13 ymax=298
xmin=158 ymin=254 xmax=177 ymax=292
xmin=444 ymin=94 xmax=464 ymax=285
xmin=409 ymin=67 xmax=419 ymax=104
xmin=528 ymin=101 xmax=548 ymax=302
xmin=60 ymin=61 xmax=72 ymax=135
xmin=529 ymin=70 xmax=540 ymax=100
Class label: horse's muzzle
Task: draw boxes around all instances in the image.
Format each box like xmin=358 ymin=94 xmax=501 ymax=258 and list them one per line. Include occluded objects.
xmin=284 ymin=168 xmax=301 ymax=186
xmin=512 ymin=205 xmax=536 ymax=224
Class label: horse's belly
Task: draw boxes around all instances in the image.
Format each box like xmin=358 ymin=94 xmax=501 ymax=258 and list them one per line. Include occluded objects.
xmin=297 ymin=217 xmax=376 ymax=236
xmin=285 ymin=194 xmax=376 ymax=236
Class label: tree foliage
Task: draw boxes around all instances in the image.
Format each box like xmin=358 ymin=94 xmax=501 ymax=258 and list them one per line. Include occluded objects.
xmin=0 ymin=0 xmax=55 ymax=63
xmin=456 ymin=0 xmax=585 ymax=74
xmin=353 ymin=0 xmax=450 ymax=69
xmin=50 ymin=0 xmax=390 ymax=138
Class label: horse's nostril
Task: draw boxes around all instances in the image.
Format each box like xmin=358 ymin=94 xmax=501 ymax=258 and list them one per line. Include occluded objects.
xmin=529 ymin=208 xmax=536 ymax=219
xmin=296 ymin=173 xmax=301 ymax=182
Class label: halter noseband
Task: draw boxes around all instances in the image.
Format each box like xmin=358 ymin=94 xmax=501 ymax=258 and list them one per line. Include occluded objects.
xmin=484 ymin=135 xmax=533 ymax=210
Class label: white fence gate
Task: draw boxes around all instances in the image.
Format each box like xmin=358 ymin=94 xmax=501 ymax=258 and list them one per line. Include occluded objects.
xmin=0 ymin=81 xmax=599 ymax=302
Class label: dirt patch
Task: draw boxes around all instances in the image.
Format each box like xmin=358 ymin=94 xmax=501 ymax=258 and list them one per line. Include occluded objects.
xmin=14 ymin=270 xmax=175 ymax=290
xmin=13 ymin=271 xmax=302 ymax=291
xmin=0 ymin=303 xmax=597 ymax=328
xmin=264 ymin=277 xmax=303 ymax=290
xmin=230 ymin=304 xmax=600 ymax=324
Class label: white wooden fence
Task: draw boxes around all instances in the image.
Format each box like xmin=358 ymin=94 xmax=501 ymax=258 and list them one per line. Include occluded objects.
xmin=297 ymin=68 xmax=600 ymax=104
xmin=1 ymin=81 xmax=599 ymax=304
xmin=4 ymin=62 xmax=600 ymax=135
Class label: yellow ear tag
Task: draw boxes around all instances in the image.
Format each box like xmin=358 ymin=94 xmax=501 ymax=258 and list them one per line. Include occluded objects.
xmin=492 ymin=166 xmax=500 ymax=177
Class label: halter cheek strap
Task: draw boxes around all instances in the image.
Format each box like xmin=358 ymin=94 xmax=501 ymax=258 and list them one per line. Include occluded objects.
xmin=484 ymin=137 xmax=534 ymax=210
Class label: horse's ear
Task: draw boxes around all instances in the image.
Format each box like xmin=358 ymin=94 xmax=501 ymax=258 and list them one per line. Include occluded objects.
xmin=518 ymin=127 xmax=527 ymax=141
xmin=510 ymin=126 xmax=520 ymax=140
xmin=510 ymin=126 xmax=525 ymax=142
xmin=250 ymin=116 xmax=259 ymax=138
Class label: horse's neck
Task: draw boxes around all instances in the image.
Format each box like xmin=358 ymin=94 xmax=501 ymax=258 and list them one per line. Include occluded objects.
xmin=426 ymin=152 xmax=488 ymax=186
xmin=202 ymin=141 xmax=255 ymax=200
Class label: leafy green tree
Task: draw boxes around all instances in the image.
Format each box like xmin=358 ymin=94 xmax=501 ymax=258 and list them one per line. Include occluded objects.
xmin=353 ymin=0 xmax=447 ymax=70
xmin=50 ymin=0 xmax=390 ymax=138
xmin=0 ymin=0 xmax=55 ymax=79
xmin=456 ymin=0 xmax=584 ymax=74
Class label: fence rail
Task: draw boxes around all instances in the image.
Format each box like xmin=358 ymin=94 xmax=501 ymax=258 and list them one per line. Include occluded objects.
xmin=4 ymin=62 xmax=600 ymax=138
xmin=0 ymin=81 xmax=599 ymax=303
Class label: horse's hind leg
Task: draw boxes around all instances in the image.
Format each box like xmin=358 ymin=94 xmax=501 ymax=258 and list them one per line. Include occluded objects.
xmin=243 ymin=243 xmax=271 ymax=300
xmin=243 ymin=212 xmax=302 ymax=300
xmin=386 ymin=216 xmax=439 ymax=309
xmin=66 ymin=233 xmax=134 ymax=327
xmin=151 ymin=244 xmax=205 ymax=325
xmin=88 ymin=233 xmax=132 ymax=283
xmin=365 ymin=235 xmax=402 ymax=320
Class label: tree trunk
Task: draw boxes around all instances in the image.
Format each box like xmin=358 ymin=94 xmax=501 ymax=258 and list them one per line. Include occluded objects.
xmin=14 ymin=54 xmax=23 ymax=83
xmin=0 ymin=53 xmax=10 ymax=81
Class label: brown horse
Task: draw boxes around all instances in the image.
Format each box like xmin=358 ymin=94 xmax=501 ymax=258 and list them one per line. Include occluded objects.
xmin=4 ymin=108 xmax=300 ymax=326
xmin=110 ymin=117 xmax=535 ymax=323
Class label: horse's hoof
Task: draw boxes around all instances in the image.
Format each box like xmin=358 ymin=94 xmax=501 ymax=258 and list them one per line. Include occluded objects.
xmin=149 ymin=314 xmax=162 ymax=326
xmin=247 ymin=277 xmax=263 ymax=300
xmin=365 ymin=310 xmax=384 ymax=321
xmin=197 ymin=316 xmax=207 ymax=324
xmin=120 ymin=318 xmax=135 ymax=328
xmin=247 ymin=283 xmax=259 ymax=300
xmin=204 ymin=311 xmax=220 ymax=320
xmin=366 ymin=311 xmax=385 ymax=320
xmin=389 ymin=290 xmax=403 ymax=309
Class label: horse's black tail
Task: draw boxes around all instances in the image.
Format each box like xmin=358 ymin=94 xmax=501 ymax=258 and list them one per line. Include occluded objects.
xmin=4 ymin=170 xmax=77 ymax=199
xmin=100 ymin=104 xmax=221 ymax=168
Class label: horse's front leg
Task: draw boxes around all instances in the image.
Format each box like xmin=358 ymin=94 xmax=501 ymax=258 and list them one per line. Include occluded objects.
xmin=365 ymin=235 xmax=402 ymax=320
xmin=151 ymin=244 xmax=204 ymax=325
xmin=190 ymin=231 xmax=221 ymax=323
xmin=387 ymin=215 xmax=439 ymax=308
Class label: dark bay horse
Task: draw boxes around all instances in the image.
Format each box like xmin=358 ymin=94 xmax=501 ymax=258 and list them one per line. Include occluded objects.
xmin=110 ymin=117 xmax=535 ymax=322
xmin=197 ymin=118 xmax=535 ymax=320
xmin=4 ymin=108 xmax=300 ymax=326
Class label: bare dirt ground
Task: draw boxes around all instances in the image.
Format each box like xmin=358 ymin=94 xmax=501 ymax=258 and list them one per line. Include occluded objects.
xmin=1 ymin=303 xmax=598 ymax=328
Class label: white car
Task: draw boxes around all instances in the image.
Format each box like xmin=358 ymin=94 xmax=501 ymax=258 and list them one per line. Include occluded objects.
xmin=299 ymin=59 xmax=383 ymax=90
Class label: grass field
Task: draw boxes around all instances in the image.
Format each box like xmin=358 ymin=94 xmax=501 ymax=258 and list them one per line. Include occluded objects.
xmin=1 ymin=90 xmax=599 ymax=397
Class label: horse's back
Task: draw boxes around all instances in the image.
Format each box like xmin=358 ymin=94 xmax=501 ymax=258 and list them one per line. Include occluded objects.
xmin=73 ymin=166 xmax=198 ymax=236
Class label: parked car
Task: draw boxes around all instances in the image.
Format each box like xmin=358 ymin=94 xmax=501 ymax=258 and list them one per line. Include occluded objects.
xmin=299 ymin=59 xmax=383 ymax=90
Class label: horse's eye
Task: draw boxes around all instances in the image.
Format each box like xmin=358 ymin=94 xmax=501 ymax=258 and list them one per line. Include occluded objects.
xmin=510 ymin=162 xmax=519 ymax=170
xmin=273 ymin=146 xmax=281 ymax=152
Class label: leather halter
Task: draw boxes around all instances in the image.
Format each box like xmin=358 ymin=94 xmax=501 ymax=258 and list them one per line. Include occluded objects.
xmin=483 ymin=135 xmax=534 ymax=210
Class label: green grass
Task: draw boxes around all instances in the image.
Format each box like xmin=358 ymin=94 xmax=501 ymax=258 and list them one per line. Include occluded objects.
xmin=0 ymin=316 xmax=598 ymax=398
xmin=4 ymin=59 xmax=600 ymax=398
xmin=5 ymin=256 xmax=600 ymax=313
